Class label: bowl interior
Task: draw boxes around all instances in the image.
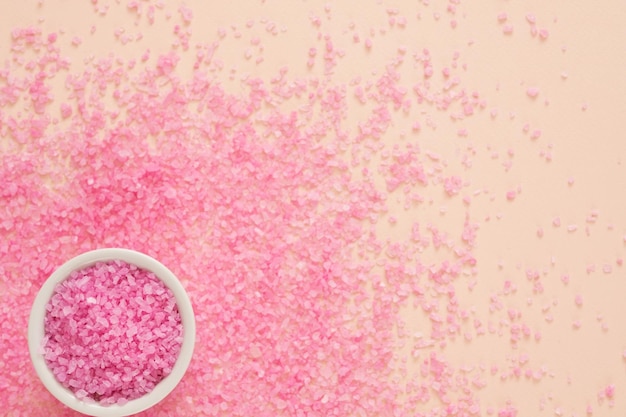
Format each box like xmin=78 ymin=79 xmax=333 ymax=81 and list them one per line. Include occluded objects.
xmin=28 ymin=248 xmax=196 ymax=417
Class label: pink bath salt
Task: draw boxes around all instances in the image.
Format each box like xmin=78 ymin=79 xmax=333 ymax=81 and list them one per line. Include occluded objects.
xmin=497 ymin=404 xmax=518 ymax=417
xmin=43 ymin=260 xmax=183 ymax=403
xmin=605 ymin=384 xmax=615 ymax=398
xmin=574 ymin=294 xmax=583 ymax=306
xmin=0 ymin=2 xmax=554 ymax=414
xmin=525 ymin=13 xmax=536 ymax=24
xmin=526 ymin=87 xmax=540 ymax=98
xmin=497 ymin=12 xmax=507 ymax=22
xmin=538 ymin=28 xmax=549 ymax=40
xmin=60 ymin=103 xmax=72 ymax=118
xmin=502 ymin=24 xmax=514 ymax=34
xmin=530 ymin=129 xmax=542 ymax=140
xmin=506 ymin=190 xmax=516 ymax=201
xmin=444 ymin=176 xmax=463 ymax=196
xmin=178 ymin=4 xmax=193 ymax=24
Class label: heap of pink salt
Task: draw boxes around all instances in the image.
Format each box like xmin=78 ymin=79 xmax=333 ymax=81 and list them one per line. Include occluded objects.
xmin=43 ymin=260 xmax=183 ymax=405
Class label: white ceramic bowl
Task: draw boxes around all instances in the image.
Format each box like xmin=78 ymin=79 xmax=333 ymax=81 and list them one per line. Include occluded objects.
xmin=28 ymin=248 xmax=196 ymax=417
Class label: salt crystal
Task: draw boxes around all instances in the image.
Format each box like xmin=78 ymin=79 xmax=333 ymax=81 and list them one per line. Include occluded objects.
xmin=526 ymin=87 xmax=540 ymax=98
xmin=530 ymin=129 xmax=542 ymax=140
xmin=574 ymin=295 xmax=583 ymax=306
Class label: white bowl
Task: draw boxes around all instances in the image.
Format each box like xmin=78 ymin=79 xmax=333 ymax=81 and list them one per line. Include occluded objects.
xmin=28 ymin=248 xmax=196 ymax=417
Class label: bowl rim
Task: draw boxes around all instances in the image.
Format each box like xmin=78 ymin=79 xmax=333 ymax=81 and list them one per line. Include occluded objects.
xmin=28 ymin=248 xmax=196 ymax=417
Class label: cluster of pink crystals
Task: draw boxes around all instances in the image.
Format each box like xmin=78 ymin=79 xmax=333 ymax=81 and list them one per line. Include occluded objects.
xmin=43 ymin=261 xmax=182 ymax=404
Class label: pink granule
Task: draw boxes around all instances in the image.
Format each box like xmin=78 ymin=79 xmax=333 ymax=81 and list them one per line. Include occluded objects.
xmin=526 ymin=87 xmax=540 ymax=98
xmin=43 ymin=260 xmax=182 ymax=404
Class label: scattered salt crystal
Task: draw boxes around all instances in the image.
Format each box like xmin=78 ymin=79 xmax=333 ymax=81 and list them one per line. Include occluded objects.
xmin=574 ymin=295 xmax=583 ymax=306
xmin=526 ymin=87 xmax=540 ymax=98
xmin=506 ymin=190 xmax=516 ymax=201
xmin=444 ymin=176 xmax=463 ymax=196
xmin=530 ymin=129 xmax=542 ymax=140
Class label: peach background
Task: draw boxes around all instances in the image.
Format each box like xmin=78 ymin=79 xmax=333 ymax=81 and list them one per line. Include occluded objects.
xmin=2 ymin=0 xmax=625 ymax=415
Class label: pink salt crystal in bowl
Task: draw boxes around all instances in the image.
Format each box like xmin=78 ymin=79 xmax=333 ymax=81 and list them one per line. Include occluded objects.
xmin=28 ymin=248 xmax=196 ymax=417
